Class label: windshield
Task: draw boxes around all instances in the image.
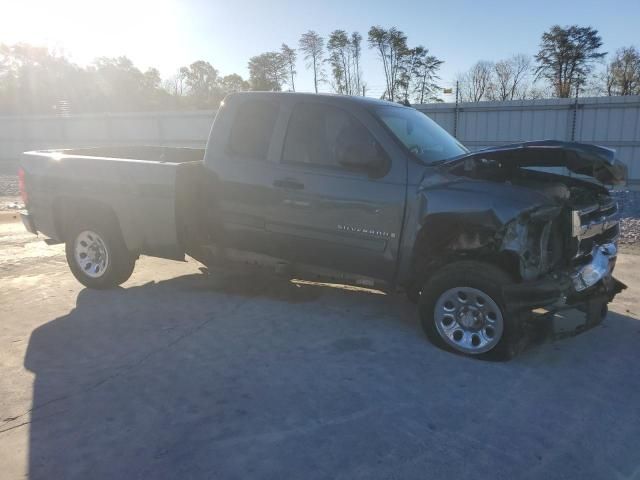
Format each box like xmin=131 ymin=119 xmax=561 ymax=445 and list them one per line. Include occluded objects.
xmin=375 ymin=106 xmax=468 ymax=164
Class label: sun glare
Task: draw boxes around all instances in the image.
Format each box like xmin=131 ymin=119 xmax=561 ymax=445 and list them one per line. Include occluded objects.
xmin=2 ymin=0 xmax=184 ymax=73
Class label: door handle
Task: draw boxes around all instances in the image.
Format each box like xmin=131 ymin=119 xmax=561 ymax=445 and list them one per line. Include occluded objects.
xmin=273 ymin=178 xmax=304 ymax=190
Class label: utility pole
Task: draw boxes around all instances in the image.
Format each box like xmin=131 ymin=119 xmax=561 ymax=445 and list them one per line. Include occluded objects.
xmin=571 ymin=85 xmax=580 ymax=142
xmin=453 ymin=80 xmax=460 ymax=139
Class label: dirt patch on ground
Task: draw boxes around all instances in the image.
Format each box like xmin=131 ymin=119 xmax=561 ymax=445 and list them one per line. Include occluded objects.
xmin=0 ymin=197 xmax=22 ymax=211
xmin=0 ymin=174 xmax=22 ymax=211
xmin=0 ymin=174 xmax=19 ymax=196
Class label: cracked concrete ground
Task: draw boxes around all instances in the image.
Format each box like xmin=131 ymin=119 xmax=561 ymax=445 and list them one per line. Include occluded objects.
xmin=1 ymin=218 xmax=640 ymax=480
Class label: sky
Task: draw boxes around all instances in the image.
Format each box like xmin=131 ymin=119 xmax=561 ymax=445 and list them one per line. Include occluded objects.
xmin=2 ymin=0 xmax=639 ymax=100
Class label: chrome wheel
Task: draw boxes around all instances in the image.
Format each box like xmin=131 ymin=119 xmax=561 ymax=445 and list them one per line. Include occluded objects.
xmin=433 ymin=286 xmax=504 ymax=354
xmin=73 ymin=230 xmax=109 ymax=279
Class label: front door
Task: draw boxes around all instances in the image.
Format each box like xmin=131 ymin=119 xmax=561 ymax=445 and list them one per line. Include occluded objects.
xmin=267 ymin=101 xmax=407 ymax=283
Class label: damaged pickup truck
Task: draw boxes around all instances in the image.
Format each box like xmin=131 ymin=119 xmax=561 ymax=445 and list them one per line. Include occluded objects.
xmin=19 ymin=92 xmax=627 ymax=358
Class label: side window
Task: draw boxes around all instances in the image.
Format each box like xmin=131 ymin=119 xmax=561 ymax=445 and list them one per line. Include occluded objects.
xmin=227 ymin=100 xmax=278 ymax=160
xmin=282 ymin=103 xmax=380 ymax=170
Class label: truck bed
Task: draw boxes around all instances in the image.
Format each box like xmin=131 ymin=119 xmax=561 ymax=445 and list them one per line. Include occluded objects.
xmin=56 ymin=146 xmax=205 ymax=164
xmin=21 ymin=146 xmax=205 ymax=259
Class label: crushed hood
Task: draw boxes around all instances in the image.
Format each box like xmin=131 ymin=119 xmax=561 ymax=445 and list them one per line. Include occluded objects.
xmin=442 ymin=140 xmax=627 ymax=185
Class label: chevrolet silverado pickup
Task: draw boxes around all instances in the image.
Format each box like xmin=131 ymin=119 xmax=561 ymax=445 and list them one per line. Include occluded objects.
xmin=19 ymin=92 xmax=627 ymax=358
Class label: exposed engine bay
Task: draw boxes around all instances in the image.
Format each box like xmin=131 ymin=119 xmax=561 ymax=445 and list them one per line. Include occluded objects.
xmin=439 ymin=141 xmax=627 ymax=311
xmin=503 ymin=171 xmax=617 ymax=287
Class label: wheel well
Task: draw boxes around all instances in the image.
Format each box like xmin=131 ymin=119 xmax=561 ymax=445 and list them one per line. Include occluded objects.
xmin=410 ymin=250 xmax=520 ymax=292
xmin=52 ymin=197 xmax=122 ymax=243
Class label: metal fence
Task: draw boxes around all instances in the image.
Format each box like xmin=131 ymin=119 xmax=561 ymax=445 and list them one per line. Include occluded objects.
xmin=414 ymin=95 xmax=640 ymax=182
xmin=1 ymin=95 xmax=639 ymax=181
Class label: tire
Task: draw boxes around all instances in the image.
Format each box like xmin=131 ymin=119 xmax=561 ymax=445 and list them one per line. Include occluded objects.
xmin=65 ymin=219 xmax=136 ymax=289
xmin=418 ymin=261 xmax=518 ymax=360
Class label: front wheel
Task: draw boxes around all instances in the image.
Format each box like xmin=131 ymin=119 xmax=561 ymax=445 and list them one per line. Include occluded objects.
xmin=419 ymin=261 xmax=518 ymax=359
xmin=65 ymin=220 xmax=136 ymax=289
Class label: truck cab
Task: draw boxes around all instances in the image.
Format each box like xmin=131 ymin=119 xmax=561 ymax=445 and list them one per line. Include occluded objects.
xmin=188 ymin=93 xmax=432 ymax=288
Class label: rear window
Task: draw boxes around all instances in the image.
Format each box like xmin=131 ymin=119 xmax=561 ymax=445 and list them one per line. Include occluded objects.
xmin=227 ymin=100 xmax=278 ymax=160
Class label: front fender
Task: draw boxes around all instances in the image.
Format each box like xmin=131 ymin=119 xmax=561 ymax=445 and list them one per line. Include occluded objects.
xmin=406 ymin=180 xmax=562 ymax=286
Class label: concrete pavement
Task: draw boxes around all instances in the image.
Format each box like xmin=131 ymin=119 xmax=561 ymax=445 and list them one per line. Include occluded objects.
xmin=1 ymin=219 xmax=639 ymax=479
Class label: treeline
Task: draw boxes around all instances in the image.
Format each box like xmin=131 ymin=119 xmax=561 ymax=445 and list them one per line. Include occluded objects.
xmin=0 ymin=24 xmax=638 ymax=114
xmin=456 ymin=26 xmax=640 ymax=102
xmin=246 ymin=27 xmax=443 ymax=105
xmin=0 ymin=44 xmax=248 ymax=114
xmin=0 ymin=25 xmax=444 ymax=115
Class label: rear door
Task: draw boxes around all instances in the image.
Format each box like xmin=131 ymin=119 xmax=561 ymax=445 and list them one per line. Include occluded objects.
xmin=268 ymin=100 xmax=407 ymax=283
xmin=202 ymin=96 xmax=286 ymax=261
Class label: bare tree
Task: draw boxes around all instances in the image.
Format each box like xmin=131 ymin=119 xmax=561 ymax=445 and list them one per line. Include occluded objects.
xmin=299 ymin=31 xmax=325 ymax=93
xmin=458 ymin=61 xmax=494 ymax=102
xmin=457 ymin=55 xmax=544 ymax=101
xmin=535 ymin=25 xmax=606 ymax=98
xmin=165 ymin=69 xmax=187 ymax=97
xmin=280 ymin=43 xmax=297 ymax=92
xmin=351 ymin=32 xmax=363 ymax=95
xmin=524 ymin=81 xmax=556 ymax=100
xmin=604 ymin=46 xmax=640 ymax=96
xmin=178 ymin=66 xmax=188 ymax=94
xmin=490 ymin=54 xmax=532 ymax=100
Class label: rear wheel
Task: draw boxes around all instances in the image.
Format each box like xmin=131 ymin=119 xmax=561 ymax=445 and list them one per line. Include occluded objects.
xmin=419 ymin=261 xmax=518 ymax=359
xmin=65 ymin=220 xmax=135 ymax=289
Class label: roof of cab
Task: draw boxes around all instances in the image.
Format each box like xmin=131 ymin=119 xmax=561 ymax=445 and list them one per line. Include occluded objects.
xmin=224 ymin=91 xmax=405 ymax=110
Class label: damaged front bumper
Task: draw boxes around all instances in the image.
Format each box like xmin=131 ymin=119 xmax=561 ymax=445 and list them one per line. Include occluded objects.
xmin=503 ymin=242 xmax=626 ymax=315
xmin=571 ymin=243 xmax=617 ymax=292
